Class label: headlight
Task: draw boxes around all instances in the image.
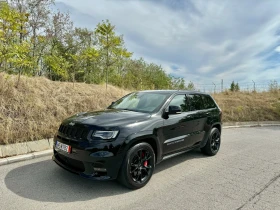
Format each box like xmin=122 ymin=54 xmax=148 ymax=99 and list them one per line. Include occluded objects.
xmin=92 ymin=130 xmax=119 ymax=140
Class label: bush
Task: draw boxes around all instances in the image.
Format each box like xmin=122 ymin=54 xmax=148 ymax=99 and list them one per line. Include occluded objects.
xmin=230 ymin=81 xmax=240 ymax=92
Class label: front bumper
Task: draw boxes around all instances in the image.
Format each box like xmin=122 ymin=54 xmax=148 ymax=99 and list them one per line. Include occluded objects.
xmin=52 ymin=137 xmax=126 ymax=180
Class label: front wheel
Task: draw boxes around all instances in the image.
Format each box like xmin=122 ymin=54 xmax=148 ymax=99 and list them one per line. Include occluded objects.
xmin=117 ymin=142 xmax=155 ymax=189
xmin=201 ymin=127 xmax=221 ymax=156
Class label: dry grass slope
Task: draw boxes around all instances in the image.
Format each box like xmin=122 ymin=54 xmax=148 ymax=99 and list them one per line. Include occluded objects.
xmin=213 ymin=91 xmax=280 ymax=122
xmin=0 ymin=73 xmax=279 ymax=145
xmin=0 ymin=73 xmax=129 ymax=144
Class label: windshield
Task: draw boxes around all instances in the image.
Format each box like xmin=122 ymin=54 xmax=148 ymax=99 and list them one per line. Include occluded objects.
xmin=109 ymin=92 xmax=171 ymax=113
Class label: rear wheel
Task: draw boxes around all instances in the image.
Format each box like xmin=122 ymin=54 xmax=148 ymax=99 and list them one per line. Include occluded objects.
xmin=118 ymin=142 xmax=155 ymax=189
xmin=201 ymin=127 xmax=221 ymax=156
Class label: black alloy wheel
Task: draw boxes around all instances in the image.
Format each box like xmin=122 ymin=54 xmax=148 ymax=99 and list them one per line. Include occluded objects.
xmin=201 ymin=127 xmax=221 ymax=156
xmin=118 ymin=142 xmax=155 ymax=189
xmin=129 ymin=149 xmax=152 ymax=184
xmin=210 ymin=130 xmax=220 ymax=153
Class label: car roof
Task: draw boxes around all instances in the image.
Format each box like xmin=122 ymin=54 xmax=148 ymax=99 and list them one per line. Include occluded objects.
xmin=136 ymin=90 xmax=209 ymax=95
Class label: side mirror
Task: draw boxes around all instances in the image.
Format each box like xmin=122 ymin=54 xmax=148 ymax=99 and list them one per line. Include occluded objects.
xmin=169 ymin=105 xmax=182 ymax=114
xmin=162 ymin=105 xmax=182 ymax=119
xmin=108 ymin=101 xmax=115 ymax=109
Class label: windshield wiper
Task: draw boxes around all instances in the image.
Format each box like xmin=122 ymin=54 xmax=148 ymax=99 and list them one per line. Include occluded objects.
xmin=119 ymin=108 xmax=134 ymax=111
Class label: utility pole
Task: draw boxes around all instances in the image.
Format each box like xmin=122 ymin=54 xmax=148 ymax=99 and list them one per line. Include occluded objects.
xmin=252 ymin=80 xmax=256 ymax=92
xmin=221 ymin=79 xmax=223 ymax=92
xmin=213 ymin=82 xmax=216 ymax=94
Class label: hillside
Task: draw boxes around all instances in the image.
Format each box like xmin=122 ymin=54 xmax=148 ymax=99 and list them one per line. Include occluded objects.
xmin=0 ymin=73 xmax=129 ymax=144
xmin=0 ymin=73 xmax=279 ymax=144
xmin=213 ymin=91 xmax=280 ymax=122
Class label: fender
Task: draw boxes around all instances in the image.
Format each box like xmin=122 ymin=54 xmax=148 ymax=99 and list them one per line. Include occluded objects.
xmin=120 ymin=130 xmax=162 ymax=164
xmin=200 ymin=122 xmax=222 ymax=148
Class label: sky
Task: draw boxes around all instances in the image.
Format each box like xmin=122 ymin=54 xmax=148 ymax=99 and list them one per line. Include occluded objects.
xmin=54 ymin=0 xmax=280 ymax=90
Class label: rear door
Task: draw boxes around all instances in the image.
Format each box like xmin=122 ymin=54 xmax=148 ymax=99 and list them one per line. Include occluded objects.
xmin=187 ymin=94 xmax=208 ymax=145
xmin=201 ymin=94 xmax=220 ymax=125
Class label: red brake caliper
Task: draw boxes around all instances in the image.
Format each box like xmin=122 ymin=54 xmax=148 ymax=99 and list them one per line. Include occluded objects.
xmin=142 ymin=152 xmax=148 ymax=167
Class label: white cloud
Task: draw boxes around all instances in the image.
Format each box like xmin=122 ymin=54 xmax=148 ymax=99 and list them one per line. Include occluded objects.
xmin=275 ymin=46 xmax=280 ymax=53
xmin=55 ymin=0 xmax=280 ymax=86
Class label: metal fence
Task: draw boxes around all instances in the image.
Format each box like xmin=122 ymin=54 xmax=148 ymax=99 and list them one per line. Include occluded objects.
xmin=193 ymin=80 xmax=280 ymax=93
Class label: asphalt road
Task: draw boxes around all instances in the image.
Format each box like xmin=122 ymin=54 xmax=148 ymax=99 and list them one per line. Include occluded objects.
xmin=1 ymin=127 xmax=280 ymax=210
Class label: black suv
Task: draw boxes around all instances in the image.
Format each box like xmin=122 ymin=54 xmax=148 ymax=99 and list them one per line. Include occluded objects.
xmin=53 ymin=90 xmax=222 ymax=189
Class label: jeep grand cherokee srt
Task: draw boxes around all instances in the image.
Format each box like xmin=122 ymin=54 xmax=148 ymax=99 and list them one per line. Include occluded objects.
xmin=53 ymin=90 xmax=222 ymax=189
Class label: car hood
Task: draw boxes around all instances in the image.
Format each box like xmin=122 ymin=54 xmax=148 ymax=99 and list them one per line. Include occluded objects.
xmin=63 ymin=109 xmax=151 ymax=127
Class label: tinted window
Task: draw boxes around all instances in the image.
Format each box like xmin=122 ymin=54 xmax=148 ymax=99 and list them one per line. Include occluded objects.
xmin=188 ymin=94 xmax=204 ymax=111
xmin=201 ymin=95 xmax=217 ymax=109
xmin=169 ymin=95 xmax=189 ymax=112
xmin=110 ymin=92 xmax=171 ymax=113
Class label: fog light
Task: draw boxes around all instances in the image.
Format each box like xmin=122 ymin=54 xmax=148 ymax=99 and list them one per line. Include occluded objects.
xmin=90 ymin=151 xmax=113 ymax=157
xmin=93 ymin=167 xmax=107 ymax=172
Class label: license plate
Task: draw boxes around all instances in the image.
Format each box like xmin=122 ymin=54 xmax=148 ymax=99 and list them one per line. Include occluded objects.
xmin=56 ymin=141 xmax=71 ymax=153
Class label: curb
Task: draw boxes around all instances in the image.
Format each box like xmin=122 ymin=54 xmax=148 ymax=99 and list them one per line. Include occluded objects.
xmin=223 ymin=124 xmax=280 ymax=129
xmin=0 ymin=138 xmax=53 ymax=159
xmin=0 ymin=149 xmax=52 ymax=166
xmin=0 ymin=122 xmax=279 ymax=166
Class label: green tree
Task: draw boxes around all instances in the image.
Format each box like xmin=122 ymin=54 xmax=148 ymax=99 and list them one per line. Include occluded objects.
xmin=186 ymin=81 xmax=195 ymax=90
xmin=0 ymin=1 xmax=190 ymax=92
xmin=234 ymin=82 xmax=240 ymax=92
xmin=8 ymin=0 xmax=55 ymax=75
xmin=95 ymin=19 xmax=125 ymax=90
xmin=71 ymin=28 xmax=100 ymax=83
xmin=43 ymin=11 xmax=73 ymax=80
xmin=80 ymin=47 xmax=99 ymax=83
xmin=0 ymin=1 xmax=31 ymax=87
xmin=113 ymin=47 xmax=133 ymax=88
xmin=0 ymin=2 xmax=28 ymax=71
xmin=8 ymin=41 xmax=33 ymax=87
xmin=230 ymin=81 xmax=235 ymax=92
xmin=169 ymin=75 xmax=186 ymax=90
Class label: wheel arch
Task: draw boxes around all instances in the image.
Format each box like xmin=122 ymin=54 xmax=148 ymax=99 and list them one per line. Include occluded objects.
xmin=128 ymin=138 xmax=158 ymax=162
xmin=200 ymin=122 xmax=222 ymax=148
xmin=121 ymin=131 xmax=162 ymax=164
xmin=212 ymin=123 xmax=222 ymax=133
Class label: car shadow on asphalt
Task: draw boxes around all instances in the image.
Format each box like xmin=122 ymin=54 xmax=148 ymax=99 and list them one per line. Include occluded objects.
xmin=4 ymin=149 xmax=207 ymax=203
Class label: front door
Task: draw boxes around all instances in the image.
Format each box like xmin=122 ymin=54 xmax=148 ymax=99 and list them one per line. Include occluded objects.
xmin=160 ymin=94 xmax=196 ymax=155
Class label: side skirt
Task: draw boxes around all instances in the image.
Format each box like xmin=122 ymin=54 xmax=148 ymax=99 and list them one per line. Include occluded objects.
xmin=161 ymin=145 xmax=200 ymax=161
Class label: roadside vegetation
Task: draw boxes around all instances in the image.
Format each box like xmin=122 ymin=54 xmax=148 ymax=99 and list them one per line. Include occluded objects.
xmin=0 ymin=73 xmax=129 ymax=145
xmin=1 ymin=73 xmax=280 ymax=145
xmin=0 ymin=1 xmax=188 ymax=90
xmin=213 ymin=90 xmax=280 ymax=122
xmin=0 ymin=1 xmax=279 ymax=145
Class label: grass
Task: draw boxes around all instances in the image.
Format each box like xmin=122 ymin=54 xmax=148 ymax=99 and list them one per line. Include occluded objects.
xmin=0 ymin=73 xmax=129 ymax=145
xmin=0 ymin=73 xmax=279 ymax=145
xmin=212 ymin=90 xmax=280 ymax=122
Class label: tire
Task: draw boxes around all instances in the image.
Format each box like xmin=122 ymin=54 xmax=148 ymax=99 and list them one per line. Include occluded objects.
xmin=201 ymin=127 xmax=221 ymax=156
xmin=117 ymin=142 xmax=155 ymax=189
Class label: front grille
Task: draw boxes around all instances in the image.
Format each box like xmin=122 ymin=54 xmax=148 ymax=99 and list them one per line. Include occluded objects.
xmin=58 ymin=124 xmax=89 ymax=140
xmin=56 ymin=153 xmax=85 ymax=172
xmin=56 ymin=135 xmax=79 ymax=146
